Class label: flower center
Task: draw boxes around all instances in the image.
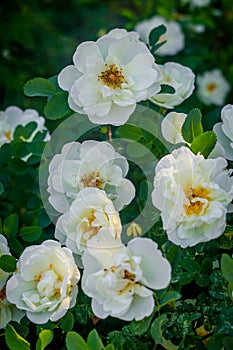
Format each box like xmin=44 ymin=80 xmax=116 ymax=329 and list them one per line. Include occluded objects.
xmin=185 ymin=186 xmax=210 ymax=216
xmin=34 ymin=266 xmax=62 ymax=299
xmin=0 ymin=285 xmax=6 ymax=301
xmin=79 ymin=171 xmax=103 ymax=189
xmin=98 ymin=64 xmax=126 ymax=89
xmin=3 ymin=131 xmax=12 ymax=141
xmin=86 ymin=210 xmax=102 ymax=239
xmin=207 ymin=82 xmax=217 ymax=92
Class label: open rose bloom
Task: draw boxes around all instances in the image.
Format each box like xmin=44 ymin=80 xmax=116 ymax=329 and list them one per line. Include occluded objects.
xmin=149 ymin=62 xmax=195 ymax=109
xmin=58 ymin=28 xmax=162 ymax=125
xmin=152 ymin=147 xmax=233 ymax=248
xmin=0 ymin=106 xmax=50 ymax=147
xmin=196 ymin=69 xmax=230 ymax=106
xmin=82 ymin=234 xmax=171 ymax=321
xmin=48 ymin=140 xmax=135 ymax=213
xmin=6 ymin=240 xmax=80 ymax=324
xmin=135 ymin=15 xmax=185 ymax=56
xmin=55 ymin=187 xmax=122 ymax=265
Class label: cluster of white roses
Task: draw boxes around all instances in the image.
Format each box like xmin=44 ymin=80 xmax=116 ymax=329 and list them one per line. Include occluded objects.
xmin=1 ymin=17 xmax=233 ymax=329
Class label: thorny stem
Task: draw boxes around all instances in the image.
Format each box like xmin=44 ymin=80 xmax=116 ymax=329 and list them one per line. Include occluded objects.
xmin=107 ymin=125 xmax=112 ymax=142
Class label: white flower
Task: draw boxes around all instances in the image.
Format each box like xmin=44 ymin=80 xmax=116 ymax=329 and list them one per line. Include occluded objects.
xmin=161 ymin=112 xmax=187 ymax=144
xmin=196 ymin=69 xmax=230 ymax=106
xmin=213 ymin=104 xmax=233 ymax=161
xmin=48 ymin=140 xmax=135 ymax=213
xmin=149 ymin=62 xmax=195 ymax=109
xmin=58 ymin=28 xmax=162 ymax=126
xmin=135 ymin=15 xmax=185 ymax=56
xmin=82 ymin=233 xmax=171 ymax=321
xmin=181 ymin=0 xmax=212 ymax=7
xmin=55 ymin=187 xmax=122 ymax=266
xmin=0 ymin=106 xmax=50 ymax=147
xmin=151 ymin=146 xmax=233 ymax=248
xmin=6 ymin=240 xmax=80 ymax=324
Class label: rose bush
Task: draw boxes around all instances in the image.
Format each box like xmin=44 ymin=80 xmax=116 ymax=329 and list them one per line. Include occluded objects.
xmin=0 ymin=1 xmax=233 ymax=349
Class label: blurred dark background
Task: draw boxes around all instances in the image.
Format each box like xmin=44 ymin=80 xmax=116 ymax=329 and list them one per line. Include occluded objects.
xmin=1 ymin=0 xmax=233 ymax=114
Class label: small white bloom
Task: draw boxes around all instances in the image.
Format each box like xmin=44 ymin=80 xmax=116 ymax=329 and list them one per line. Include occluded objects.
xmin=6 ymin=240 xmax=80 ymax=324
xmin=196 ymin=69 xmax=230 ymax=106
xmin=0 ymin=106 xmax=50 ymax=147
xmin=135 ymin=15 xmax=185 ymax=56
xmin=55 ymin=187 xmax=122 ymax=266
xmin=149 ymin=62 xmax=195 ymax=109
xmin=151 ymin=146 xmax=233 ymax=248
xmin=82 ymin=234 xmax=171 ymax=321
xmin=181 ymin=0 xmax=212 ymax=8
xmin=48 ymin=140 xmax=135 ymax=213
xmin=58 ymin=28 xmax=162 ymax=126
xmin=213 ymin=104 xmax=233 ymax=160
xmin=161 ymin=112 xmax=187 ymax=144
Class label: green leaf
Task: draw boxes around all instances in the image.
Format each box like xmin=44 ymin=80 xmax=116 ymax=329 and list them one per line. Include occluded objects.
xmin=118 ymin=124 xmax=142 ymax=141
xmin=181 ymin=258 xmax=201 ymax=274
xmin=9 ymin=158 xmax=27 ymax=174
xmin=3 ymin=214 xmax=18 ymax=237
xmin=105 ymin=345 xmax=115 ymax=350
xmin=0 ymin=182 xmax=4 ymax=195
xmin=36 ymin=329 xmax=53 ymax=350
xmin=151 ymin=314 xmax=178 ymax=350
xmin=160 ymin=84 xmax=176 ymax=94
xmin=24 ymin=77 xmax=57 ymax=97
xmin=221 ymin=254 xmax=233 ymax=284
xmin=190 ymin=131 xmax=217 ymax=158
xmin=157 ymin=290 xmax=181 ymax=308
xmin=44 ymin=92 xmax=71 ymax=120
xmin=60 ymin=311 xmax=74 ymax=332
xmin=151 ymin=40 xmax=167 ymax=53
xmin=130 ymin=313 xmax=154 ymax=336
xmin=149 ymin=24 xmax=167 ymax=46
xmin=87 ymin=329 xmax=104 ymax=350
xmin=0 ymin=254 xmax=17 ymax=272
xmin=5 ymin=324 xmax=30 ymax=350
xmin=195 ymin=273 xmax=210 ymax=287
xmin=66 ymin=332 xmax=88 ymax=350
xmin=14 ymin=122 xmax=37 ymax=140
xmin=20 ymin=226 xmax=42 ymax=242
xmin=181 ymin=108 xmax=203 ymax=143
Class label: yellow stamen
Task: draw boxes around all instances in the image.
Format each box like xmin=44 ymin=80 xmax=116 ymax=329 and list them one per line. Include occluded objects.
xmin=98 ymin=64 xmax=126 ymax=89
xmin=185 ymin=187 xmax=210 ymax=216
xmin=207 ymin=83 xmax=217 ymax=92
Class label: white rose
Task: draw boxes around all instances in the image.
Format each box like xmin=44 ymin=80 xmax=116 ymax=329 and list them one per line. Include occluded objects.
xmin=82 ymin=233 xmax=171 ymax=321
xmin=196 ymin=69 xmax=230 ymax=106
xmin=48 ymin=140 xmax=135 ymax=213
xmin=152 ymin=146 xmax=233 ymax=248
xmin=58 ymin=28 xmax=162 ymax=126
xmin=6 ymin=240 xmax=80 ymax=324
xmin=213 ymin=104 xmax=233 ymax=160
xmin=0 ymin=106 xmax=50 ymax=147
xmin=135 ymin=15 xmax=185 ymax=56
xmin=161 ymin=112 xmax=187 ymax=144
xmin=55 ymin=187 xmax=122 ymax=266
xmin=149 ymin=62 xmax=195 ymax=109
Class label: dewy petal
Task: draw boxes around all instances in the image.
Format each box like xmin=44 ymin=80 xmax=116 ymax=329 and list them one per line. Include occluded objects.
xmin=120 ymin=294 xmax=154 ymax=321
xmin=128 ymin=238 xmax=171 ymax=289
xmin=88 ymin=103 xmax=136 ymax=126
xmin=58 ymin=65 xmax=81 ymax=91
xmin=72 ymin=76 xmax=101 ymax=107
xmin=124 ymin=53 xmax=158 ymax=90
xmin=73 ymin=41 xmax=104 ymax=74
